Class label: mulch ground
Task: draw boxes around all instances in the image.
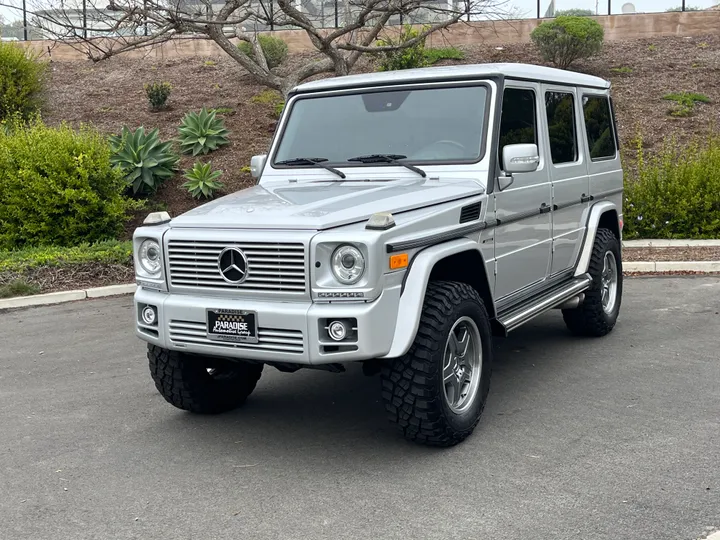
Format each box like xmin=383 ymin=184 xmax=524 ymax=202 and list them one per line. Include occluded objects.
xmin=43 ymin=34 xmax=720 ymax=223
xmin=1 ymin=264 xmax=134 ymax=294
xmin=623 ymin=246 xmax=720 ymax=261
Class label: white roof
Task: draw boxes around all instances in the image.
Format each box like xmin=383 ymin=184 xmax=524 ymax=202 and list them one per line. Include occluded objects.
xmin=293 ymin=63 xmax=610 ymax=93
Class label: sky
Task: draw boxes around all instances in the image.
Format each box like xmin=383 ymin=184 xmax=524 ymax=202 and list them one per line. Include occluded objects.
xmin=1 ymin=0 xmax=716 ymax=26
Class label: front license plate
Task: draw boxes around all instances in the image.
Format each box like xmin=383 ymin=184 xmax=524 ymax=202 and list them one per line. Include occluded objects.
xmin=207 ymin=309 xmax=258 ymax=344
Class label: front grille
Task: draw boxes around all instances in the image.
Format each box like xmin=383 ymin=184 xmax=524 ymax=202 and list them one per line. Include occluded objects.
xmin=167 ymin=240 xmax=306 ymax=294
xmin=169 ymin=320 xmax=304 ymax=354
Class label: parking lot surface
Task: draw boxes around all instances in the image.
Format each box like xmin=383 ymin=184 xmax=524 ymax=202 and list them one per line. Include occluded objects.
xmin=1 ymin=276 xmax=719 ymax=540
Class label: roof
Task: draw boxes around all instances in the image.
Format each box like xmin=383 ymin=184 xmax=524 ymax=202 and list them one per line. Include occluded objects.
xmin=293 ymin=63 xmax=610 ymax=93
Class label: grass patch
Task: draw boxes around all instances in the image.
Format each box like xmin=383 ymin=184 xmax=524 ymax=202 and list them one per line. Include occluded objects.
xmin=210 ymin=107 xmax=234 ymax=115
xmin=610 ymin=66 xmax=633 ymax=74
xmin=251 ymin=89 xmax=283 ymax=105
xmin=663 ymin=92 xmax=710 ymax=117
xmin=423 ymin=47 xmax=465 ymax=65
xmin=0 ymin=279 xmax=40 ymax=299
xmin=0 ymin=240 xmax=133 ymax=273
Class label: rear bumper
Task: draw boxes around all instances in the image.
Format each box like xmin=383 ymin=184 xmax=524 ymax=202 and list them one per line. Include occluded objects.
xmin=134 ymin=284 xmax=401 ymax=365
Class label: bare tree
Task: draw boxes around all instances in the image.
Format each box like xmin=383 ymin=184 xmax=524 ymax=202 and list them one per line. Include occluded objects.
xmin=23 ymin=0 xmax=509 ymax=96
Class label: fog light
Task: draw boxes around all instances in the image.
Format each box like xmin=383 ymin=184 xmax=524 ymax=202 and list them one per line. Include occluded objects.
xmin=328 ymin=321 xmax=347 ymax=342
xmin=141 ymin=305 xmax=157 ymax=325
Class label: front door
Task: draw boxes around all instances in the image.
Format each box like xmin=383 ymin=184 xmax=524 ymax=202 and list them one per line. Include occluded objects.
xmin=493 ymin=82 xmax=553 ymax=300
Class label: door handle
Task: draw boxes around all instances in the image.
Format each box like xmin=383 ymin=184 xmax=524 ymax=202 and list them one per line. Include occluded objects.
xmin=581 ymin=194 xmax=594 ymax=203
xmin=539 ymin=203 xmax=551 ymax=214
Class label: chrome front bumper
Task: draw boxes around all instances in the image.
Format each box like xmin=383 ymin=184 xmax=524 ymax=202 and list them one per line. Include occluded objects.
xmin=134 ymin=283 xmax=401 ymax=365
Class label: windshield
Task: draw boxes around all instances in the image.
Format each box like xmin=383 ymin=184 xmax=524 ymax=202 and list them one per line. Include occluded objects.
xmin=273 ymin=85 xmax=489 ymax=166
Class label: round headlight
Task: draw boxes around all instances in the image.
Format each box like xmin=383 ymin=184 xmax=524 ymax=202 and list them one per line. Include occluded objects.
xmin=138 ymin=239 xmax=162 ymax=276
xmin=331 ymin=245 xmax=365 ymax=285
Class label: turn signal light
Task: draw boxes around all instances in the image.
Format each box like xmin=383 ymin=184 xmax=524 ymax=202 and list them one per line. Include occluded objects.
xmin=389 ymin=253 xmax=409 ymax=270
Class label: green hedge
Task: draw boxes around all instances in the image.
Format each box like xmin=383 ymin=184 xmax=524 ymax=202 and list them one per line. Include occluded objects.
xmin=0 ymin=119 xmax=138 ymax=250
xmin=623 ymin=134 xmax=720 ymax=239
xmin=0 ymin=240 xmax=133 ymax=273
xmin=530 ymin=16 xmax=604 ymax=69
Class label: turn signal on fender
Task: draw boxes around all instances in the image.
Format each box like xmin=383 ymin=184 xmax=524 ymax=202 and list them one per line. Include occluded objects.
xmin=389 ymin=253 xmax=409 ymax=270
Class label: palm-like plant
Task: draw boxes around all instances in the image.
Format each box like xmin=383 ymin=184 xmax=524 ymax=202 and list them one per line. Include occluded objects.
xmin=109 ymin=126 xmax=178 ymax=195
xmin=182 ymin=161 xmax=224 ymax=199
xmin=178 ymin=108 xmax=230 ymax=156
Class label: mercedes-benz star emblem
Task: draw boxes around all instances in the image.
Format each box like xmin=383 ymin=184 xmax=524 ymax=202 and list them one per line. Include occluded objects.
xmin=218 ymin=247 xmax=249 ymax=284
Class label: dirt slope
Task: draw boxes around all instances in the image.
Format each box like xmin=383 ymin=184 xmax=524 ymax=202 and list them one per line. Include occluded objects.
xmin=44 ymin=34 xmax=720 ymax=219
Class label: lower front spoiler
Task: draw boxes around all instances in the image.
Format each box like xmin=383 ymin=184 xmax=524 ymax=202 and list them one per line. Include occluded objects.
xmin=133 ymin=285 xmax=401 ymax=365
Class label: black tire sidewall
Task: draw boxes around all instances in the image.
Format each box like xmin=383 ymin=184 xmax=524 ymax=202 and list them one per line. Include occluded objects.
xmin=593 ymin=231 xmax=623 ymax=325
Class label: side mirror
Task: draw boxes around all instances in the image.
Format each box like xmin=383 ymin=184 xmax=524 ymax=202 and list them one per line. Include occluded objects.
xmin=502 ymin=144 xmax=540 ymax=175
xmin=250 ymin=154 xmax=267 ymax=179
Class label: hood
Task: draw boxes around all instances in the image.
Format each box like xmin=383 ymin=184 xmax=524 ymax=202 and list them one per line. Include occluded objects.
xmin=169 ymin=177 xmax=486 ymax=230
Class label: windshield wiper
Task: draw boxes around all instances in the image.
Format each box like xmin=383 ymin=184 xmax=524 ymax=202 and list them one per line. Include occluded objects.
xmin=275 ymin=157 xmax=346 ymax=179
xmin=347 ymin=154 xmax=426 ymax=178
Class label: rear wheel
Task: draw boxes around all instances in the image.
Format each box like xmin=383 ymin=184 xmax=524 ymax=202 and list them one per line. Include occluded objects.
xmin=381 ymin=281 xmax=493 ymax=447
xmin=563 ymin=227 xmax=622 ymax=337
xmin=148 ymin=345 xmax=263 ymax=414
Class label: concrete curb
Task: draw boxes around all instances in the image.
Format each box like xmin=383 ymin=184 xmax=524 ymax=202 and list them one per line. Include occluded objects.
xmin=624 ymin=261 xmax=720 ymax=272
xmin=0 ymin=283 xmax=136 ymax=310
xmin=623 ymin=239 xmax=720 ymax=248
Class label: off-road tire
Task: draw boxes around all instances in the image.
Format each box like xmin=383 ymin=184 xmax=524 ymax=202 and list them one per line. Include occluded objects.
xmin=148 ymin=345 xmax=263 ymax=414
xmin=563 ymin=227 xmax=622 ymax=337
xmin=381 ymin=281 xmax=493 ymax=447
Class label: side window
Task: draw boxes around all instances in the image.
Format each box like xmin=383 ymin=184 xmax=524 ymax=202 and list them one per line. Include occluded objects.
xmin=498 ymin=88 xmax=537 ymax=169
xmin=545 ymin=91 xmax=578 ymax=165
xmin=583 ymin=95 xmax=617 ymax=160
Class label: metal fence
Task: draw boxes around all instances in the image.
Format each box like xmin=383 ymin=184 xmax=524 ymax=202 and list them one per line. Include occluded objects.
xmin=0 ymin=0 xmax=717 ymax=41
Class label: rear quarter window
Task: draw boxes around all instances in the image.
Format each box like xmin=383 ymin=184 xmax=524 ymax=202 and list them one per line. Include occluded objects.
xmin=583 ymin=95 xmax=617 ymax=160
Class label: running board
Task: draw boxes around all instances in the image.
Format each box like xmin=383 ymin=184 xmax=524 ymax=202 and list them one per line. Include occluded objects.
xmin=496 ymin=274 xmax=592 ymax=335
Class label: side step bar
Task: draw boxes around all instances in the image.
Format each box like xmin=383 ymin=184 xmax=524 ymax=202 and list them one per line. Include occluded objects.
xmin=496 ymin=274 xmax=592 ymax=335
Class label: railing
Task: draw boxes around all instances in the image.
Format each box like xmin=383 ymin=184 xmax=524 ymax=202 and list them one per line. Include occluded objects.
xmin=0 ymin=0 xmax=717 ymax=41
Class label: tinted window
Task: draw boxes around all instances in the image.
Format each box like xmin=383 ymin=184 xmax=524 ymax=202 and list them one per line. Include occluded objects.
xmin=545 ymin=92 xmax=578 ymax=165
xmin=273 ymin=86 xmax=488 ymax=164
xmin=583 ymin=95 xmax=617 ymax=160
xmin=498 ymin=88 xmax=537 ymax=167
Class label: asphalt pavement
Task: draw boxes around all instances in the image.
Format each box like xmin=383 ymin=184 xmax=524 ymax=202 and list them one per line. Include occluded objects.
xmin=1 ymin=277 xmax=719 ymax=540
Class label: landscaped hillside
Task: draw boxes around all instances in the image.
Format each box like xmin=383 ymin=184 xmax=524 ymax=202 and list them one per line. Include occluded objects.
xmin=44 ymin=34 xmax=720 ymax=220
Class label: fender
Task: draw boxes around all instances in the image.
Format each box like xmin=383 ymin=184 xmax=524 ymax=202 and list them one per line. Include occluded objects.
xmin=574 ymin=201 xmax=618 ymax=277
xmin=380 ymin=238 xmax=490 ymax=359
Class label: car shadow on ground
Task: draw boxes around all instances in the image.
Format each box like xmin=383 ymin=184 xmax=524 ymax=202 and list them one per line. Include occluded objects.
xmin=150 ymin=313 xmax=585 ymax=454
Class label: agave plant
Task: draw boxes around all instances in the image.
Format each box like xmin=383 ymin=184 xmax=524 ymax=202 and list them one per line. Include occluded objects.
xmin=109 ymin=126 xmax=178 ymax=195
xmin=178 ymin=108 xmax=230 ymax=156
xmin=182 ymin=161 xmax=224 ymax=199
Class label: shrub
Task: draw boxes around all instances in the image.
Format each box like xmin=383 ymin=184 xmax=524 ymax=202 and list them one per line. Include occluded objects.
xmin=530 ymin=16 xmax=604 ymax=69
xmin=423 ymin=46 xmax=464 ymax=65
xmin=0 ymin=119 xmax=137 ymax=250
xmin=178 ymin=107 xmax=230 ymax=156
xmin=109 ymin=126 xmax=178 ymax=196
xmin=237 ymin=35 xmax=288 ymax=69
xmin=623 ymin=134 xmax=720 ymax=239
xmin=0 ymin=41 xmax=48 ymax=123
xmin=376 ymin=25 xmax=429 ymax=72
xmin=144 ymin=81 xmax=172 ymax=111
xmin=555 ymin=8 xmax=594 ymax=16
xmin=182 ymin=161 xmax=224 ymax=199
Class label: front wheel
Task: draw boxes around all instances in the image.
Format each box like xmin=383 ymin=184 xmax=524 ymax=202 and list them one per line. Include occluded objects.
xmin=381 ymin=281 xmax=493 ymax=447
xmin=148 ymin=345 xmax=263 ymax=414
xmin=563 ymin=227 xmax=622 ymax=337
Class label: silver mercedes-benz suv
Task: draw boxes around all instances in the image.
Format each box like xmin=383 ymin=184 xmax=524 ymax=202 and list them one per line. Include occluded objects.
xmin=133 ymin=63 xmax=624 ymax=446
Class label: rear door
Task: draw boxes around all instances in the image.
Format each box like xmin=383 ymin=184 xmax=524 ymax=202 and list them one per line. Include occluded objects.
xmin=541 ymin=85 xmax=590 ymax=275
